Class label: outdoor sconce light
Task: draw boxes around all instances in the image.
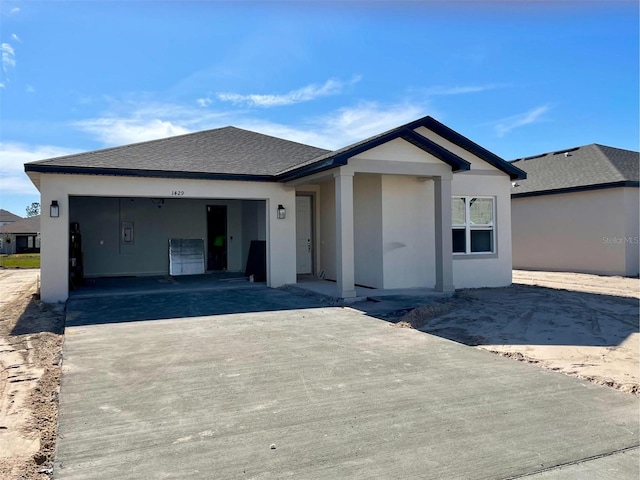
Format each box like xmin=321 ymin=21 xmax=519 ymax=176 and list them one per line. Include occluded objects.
xmin=277 ymin=204 xmax=286 ymax=219
xmin=50 ymin=201 xmax=60 ymax=218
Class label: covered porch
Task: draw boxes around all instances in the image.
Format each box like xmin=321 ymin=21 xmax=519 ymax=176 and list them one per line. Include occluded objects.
xmin=289 ymin=140 xmax=464 ymax=299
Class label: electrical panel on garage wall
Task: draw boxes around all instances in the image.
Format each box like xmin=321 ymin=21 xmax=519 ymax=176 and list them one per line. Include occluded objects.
xmin=121 ymin=221 xmax=134 ymax=245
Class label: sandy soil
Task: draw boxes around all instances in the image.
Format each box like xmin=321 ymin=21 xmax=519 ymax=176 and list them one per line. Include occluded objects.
xmin=400 ymin=271 xmax=639 ymax=394
xmin=0 ymin=270 xmax=64 ymax=480
xmin=513 ymin=270 xmax=640 ymax=299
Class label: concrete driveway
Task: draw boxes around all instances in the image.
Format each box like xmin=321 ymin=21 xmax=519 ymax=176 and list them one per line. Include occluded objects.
xmin=56 ymin=287 xmax=639 ymax=479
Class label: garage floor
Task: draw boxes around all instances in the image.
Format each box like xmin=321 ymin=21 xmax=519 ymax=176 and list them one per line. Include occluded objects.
xmin=69 ymin=272 xmax=254 ymax=299
xmin=56 ymin=288 xmax=639 ymax=479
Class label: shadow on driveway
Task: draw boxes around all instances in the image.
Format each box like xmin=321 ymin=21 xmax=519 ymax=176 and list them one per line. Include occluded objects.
xmin=64 ymin=286 xmax=334 ymax=327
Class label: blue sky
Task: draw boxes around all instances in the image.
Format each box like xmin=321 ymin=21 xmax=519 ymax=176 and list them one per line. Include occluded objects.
xmin=1 ymin=1 xmax=638 ymax=216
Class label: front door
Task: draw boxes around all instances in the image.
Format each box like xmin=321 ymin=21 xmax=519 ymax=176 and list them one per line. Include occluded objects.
xmin=295 ymin=195 xmax=313 ymax=275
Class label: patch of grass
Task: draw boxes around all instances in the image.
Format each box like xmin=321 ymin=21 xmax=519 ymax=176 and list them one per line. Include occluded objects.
xmin=0 ymin=254 xmax=41 ymax=269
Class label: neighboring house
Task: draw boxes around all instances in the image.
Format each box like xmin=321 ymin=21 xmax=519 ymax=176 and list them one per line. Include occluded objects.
xmin=511 ymin=144 xmax=639 ymax=277
xmin=0 ymin=208 xmax=23 ymax=226
xmin=0 ymin=215 xmax=41 ymax=255
xmin=25 ymin=115 xmax=526 ymax=303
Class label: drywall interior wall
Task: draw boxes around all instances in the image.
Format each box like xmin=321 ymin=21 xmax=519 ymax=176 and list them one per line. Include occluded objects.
xmin=69 ymin=196 xmax=257 ymax=277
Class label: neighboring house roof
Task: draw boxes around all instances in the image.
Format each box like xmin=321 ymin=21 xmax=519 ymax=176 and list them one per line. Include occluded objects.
xmin=25 ymin=116 xmax=526 ymax=183
xmin=0 ymin=215 xmax=40 ymax=234
xmin=0 ymin=209 xmax=23 ymax=223
xmin=511 ymin=144 xmax=640 ymax=198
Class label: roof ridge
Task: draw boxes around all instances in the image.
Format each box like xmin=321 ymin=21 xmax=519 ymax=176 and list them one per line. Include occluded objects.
xmin=513 ymin=143 xmax=639 ymax=162
xmin=227 ymin=127 xmax=330 ymax=152
xmin=593 ymin=143 xmax=640 ymax=155
xmin=592 ymin=144 xmax=636 ymax=181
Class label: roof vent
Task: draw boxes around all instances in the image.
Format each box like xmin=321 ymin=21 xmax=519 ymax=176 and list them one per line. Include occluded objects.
xmin=552 ymin=147 xmax=579 ymax=156
xmin=564 ymin=152 xmax=570 ymax=157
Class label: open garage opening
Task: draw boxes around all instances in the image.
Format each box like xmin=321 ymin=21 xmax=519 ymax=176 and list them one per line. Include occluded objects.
xmin=68 ymin=196 xmax=267 ymax=291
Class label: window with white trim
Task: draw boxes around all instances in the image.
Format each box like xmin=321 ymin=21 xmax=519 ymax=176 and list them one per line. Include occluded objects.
xmin=452 ymin=196 xmax=495 ymax=254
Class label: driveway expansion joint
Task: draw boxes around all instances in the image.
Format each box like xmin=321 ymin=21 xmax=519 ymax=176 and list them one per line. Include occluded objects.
xmin=503 ymin=445 xmax=640 ymax=479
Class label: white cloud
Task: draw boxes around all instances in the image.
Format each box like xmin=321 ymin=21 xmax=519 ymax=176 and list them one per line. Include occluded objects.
xmin=493 ymin=105 xmax=551 ymax=137
xmin=237 ymin=101 xmax=427 ymax=149
xmin=0 ymin=82 xmax=5 ymax=88
xmin=1 ymin=43 xmax=16 ymax=73
xmin=72 ymin=97 xmax=428 ymax=150
xmin=10 ymin=7 xmax=20 ymax=15
xmin=0 ymin=143 xmax=80 ymax=195
xmin=74 ymin=117 xmax=191 ymax=146
xmin=217 ymin=76 xmax=361 ymax=108
xmin=72 ymin=100 xmax=234 ymax=145
xmin=424 ymin=84 xmax=501 ymax=96
xmin=11 ymin=33 xmax=21 ymax=43
xmin=26 ymin=84 xmax=35 ymax=93
xmin=196 ymin=97 xmax=212 ymax=107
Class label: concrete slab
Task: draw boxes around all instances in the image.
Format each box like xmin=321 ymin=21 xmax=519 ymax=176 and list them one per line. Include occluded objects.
xmin=55 ymin=289 xmax=639 ymax=480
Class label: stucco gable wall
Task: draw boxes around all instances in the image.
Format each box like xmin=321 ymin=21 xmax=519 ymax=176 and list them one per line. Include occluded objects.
xmin=413 ymin=126 xmax=507 ymax=173
xmin=351 ymin=138 xmax=443 ymax=164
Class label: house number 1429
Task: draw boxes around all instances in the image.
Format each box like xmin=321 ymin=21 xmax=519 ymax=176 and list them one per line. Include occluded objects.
xmin=171 ymin=190 xmax=185 ymax=196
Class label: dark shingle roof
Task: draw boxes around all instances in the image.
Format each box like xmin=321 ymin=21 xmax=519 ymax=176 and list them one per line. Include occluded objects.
xmin=0 ymin=215 xmax=39 ymax=234
xmin=511 ymin=144 xmax=639 ymax=197
xmin=0 ymin=209 xmax=23 ymax=223
xmin=25 ymin=126 xmax=330 ymax=178
xmin=25 ymin=116 xmax=525 ymax=182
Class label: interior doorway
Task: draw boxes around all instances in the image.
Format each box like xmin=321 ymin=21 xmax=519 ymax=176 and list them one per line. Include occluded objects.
xmin=207 ymin=205 xmax=227 ymax=271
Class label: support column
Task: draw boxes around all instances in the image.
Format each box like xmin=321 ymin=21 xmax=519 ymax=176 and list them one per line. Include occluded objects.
xmin=335 ymin=172 xmax=356 ymax=298
xmin=434 ymin=176 xmax=455 ymax=292
xmin=40 ymin=192 xmax=70 ymax=303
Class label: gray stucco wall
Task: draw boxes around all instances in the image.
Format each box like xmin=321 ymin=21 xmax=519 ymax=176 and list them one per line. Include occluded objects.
xmin=511 ymin=187 xmax=639 ymax=277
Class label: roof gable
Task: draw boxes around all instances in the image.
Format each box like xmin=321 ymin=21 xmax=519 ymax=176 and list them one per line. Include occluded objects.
xmin=0 ymin=209 xmax=23 ymax=223
xmin=0 ymin=215 xmax=40 ymax=234
xmin=277 ymin=116 xmax=524 ymax=181
xmin=511 ymin=144 xmax=639 ymax=197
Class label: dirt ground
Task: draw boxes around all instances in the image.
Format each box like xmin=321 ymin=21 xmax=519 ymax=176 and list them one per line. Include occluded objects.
xmin=0 ymin=270 xmax=64 ymax=480
xmin=400 ymin=270 xmax=640 ymax=394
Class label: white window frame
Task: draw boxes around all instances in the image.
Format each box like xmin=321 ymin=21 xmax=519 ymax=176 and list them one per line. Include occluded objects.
xmin=452 ymin=196 xmax=496 ymax=255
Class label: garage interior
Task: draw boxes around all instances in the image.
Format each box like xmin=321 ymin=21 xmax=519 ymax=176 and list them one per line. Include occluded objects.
xmin=68 ymin=196 xmax=267 ymax=291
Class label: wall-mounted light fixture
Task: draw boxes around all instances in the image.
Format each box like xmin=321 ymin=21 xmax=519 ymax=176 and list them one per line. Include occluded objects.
xmin=50 ymin=200 xmax=60 ymax=218
xmin=277 ymin=204 xmax=286 ymax=219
